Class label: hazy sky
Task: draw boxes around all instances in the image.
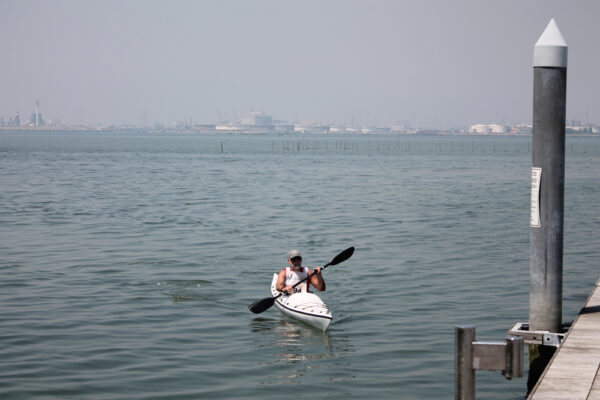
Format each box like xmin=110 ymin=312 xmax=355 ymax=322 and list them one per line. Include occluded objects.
xmin=1 ymin=0 xmax=599 ymax=128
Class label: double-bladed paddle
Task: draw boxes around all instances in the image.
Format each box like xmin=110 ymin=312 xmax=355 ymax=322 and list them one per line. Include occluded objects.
xmin=248 ymin=246 xmax=355 ymax=314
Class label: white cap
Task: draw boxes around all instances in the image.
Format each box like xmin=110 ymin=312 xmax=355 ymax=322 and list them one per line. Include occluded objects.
xmin=288 ymin=250 xmax=302 ymax=259
xmin=534 ymin=18 xmax=568 ymax=68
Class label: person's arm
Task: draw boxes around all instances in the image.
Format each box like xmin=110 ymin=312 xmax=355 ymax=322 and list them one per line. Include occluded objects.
xmin=309 ymin=267 xmax=326 ymax=291
xmin=276 ymin=270 xmax=290 ymax=294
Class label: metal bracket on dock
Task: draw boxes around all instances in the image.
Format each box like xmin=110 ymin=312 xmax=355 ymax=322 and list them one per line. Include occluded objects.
xmin=455 ymin=326 xmax=524 ymax=400
xmin=508 ymin=322 xmax=566 ymax=348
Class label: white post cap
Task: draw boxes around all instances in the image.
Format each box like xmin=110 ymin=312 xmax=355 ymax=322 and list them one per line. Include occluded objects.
xmin=534 ymin=18 xmax=568 ymax=68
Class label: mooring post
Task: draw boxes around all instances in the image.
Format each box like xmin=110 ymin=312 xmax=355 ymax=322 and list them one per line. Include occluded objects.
xmin=455 ymin=326 xmax=475 ymax=400
xmin=528 ymin=18 xmax=568 ymax=391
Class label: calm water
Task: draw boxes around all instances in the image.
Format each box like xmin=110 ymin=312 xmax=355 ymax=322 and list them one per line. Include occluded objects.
xmin=1 ymin=132 xmax=599 ymax=399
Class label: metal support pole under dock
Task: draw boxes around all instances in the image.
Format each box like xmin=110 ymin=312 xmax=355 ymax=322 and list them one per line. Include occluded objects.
xmin=455 ymin=326 xmax=524 ymax=399
xmin=455 ymin=326 xmax=475 ymax=400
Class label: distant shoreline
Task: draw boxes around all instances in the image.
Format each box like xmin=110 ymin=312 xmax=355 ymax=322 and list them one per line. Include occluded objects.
xmin=0 ymin=126 xmax=598 ymax=137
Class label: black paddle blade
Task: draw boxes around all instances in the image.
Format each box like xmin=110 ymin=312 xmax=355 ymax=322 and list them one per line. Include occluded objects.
xmin=328 ymin=246 xmax=355 ymax=266
xmin=248 ymin=296 xmax=276 ymax=314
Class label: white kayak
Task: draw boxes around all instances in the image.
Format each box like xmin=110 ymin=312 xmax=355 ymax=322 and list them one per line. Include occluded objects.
xmin=270 ymin=273 xmax=333 ymax=331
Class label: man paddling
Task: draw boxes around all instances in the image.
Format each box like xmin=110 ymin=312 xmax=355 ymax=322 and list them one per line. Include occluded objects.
xmin=276 ymin=250 xmax=325 ymax=295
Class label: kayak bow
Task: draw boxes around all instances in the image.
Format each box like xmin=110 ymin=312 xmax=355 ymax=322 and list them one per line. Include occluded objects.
xmin=270 ymin=274 xmax=332 ymax=331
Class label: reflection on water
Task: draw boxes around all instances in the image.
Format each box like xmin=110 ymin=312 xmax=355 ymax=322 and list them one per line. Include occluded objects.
xmin=250 ymin=316 xmax=354 ymax=385
xmin=273 ymin=320 xmax=333 ymax=362
xmin=251 ymin=317 xmax=333 ymax=352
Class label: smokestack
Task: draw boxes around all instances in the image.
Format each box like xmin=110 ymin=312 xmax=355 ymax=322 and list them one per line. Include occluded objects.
xmin=36 ymin=101 xmax=39 ymax=128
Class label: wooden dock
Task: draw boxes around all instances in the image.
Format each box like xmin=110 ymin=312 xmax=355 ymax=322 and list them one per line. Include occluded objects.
xmin=529 ymin=279 xmax=600 ymax=399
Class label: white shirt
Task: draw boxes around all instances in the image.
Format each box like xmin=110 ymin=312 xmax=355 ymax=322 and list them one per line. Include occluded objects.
xmin=284 ymin=267 xmax=309 ymax=293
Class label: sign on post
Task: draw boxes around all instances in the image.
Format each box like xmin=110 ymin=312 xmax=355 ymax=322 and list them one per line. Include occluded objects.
xmin=530 ymin=167 xmax=542 ymax=227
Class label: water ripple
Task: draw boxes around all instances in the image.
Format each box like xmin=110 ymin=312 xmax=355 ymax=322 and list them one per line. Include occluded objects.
xmin=0 ymin=133 xmax=598 ymax=399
